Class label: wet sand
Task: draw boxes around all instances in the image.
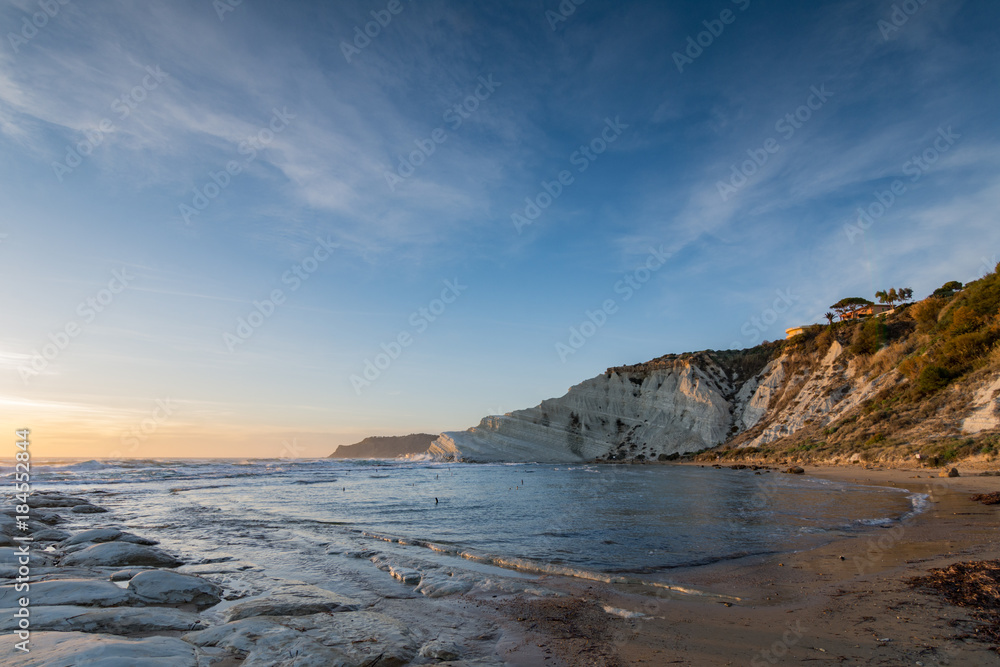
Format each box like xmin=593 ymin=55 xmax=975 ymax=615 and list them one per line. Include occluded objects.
xmin=491 ymin=465 xmax=1000 ymax=666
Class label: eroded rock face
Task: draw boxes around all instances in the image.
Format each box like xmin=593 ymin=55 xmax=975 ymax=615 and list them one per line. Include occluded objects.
xmin=61 ymin=542 xmax=183 ymax=568
xmin=962 ymin=373 xmax=1000 ymax=434
xmin=0 ymin=631 xmax=199 ymax=666
xmin=126 ymin=570 xmax=222 ymax=607
xmin=431 ymin=355 xmax=743 ymax=462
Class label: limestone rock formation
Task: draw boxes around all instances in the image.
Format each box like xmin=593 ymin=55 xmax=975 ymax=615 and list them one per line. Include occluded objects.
xmin=430 ymin=351 xmax=774 ymax=463
xmin=329 ymin=433 xmax=438 ymax=459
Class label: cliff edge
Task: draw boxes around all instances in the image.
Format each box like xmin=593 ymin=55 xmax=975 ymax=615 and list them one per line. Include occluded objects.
xmin=431 ymin=266 xmax=1000 ymax=465
xmin=329 ymin=433 xmax=437 ymax=459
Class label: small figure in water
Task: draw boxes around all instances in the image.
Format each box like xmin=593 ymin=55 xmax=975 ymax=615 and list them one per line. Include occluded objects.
xmin=435 ymin=497 xmax=439 ymax=504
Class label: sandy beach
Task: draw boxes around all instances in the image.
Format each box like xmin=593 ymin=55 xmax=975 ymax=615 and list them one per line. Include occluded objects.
xmin=490 ymin=464 xmax=1000 ymax=666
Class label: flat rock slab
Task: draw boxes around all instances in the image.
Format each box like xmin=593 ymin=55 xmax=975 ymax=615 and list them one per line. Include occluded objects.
xmin=61 ymin=542 xmax=183 ymax=568
xmin=420 ymin=639 xmax=462 ymax=660
xmin=63 ymin=528 xmax=122 ymax=545
xmin=389 ymin=565 xmax=422 ymax=585
xmin=185 ymin=611 xmax=416 ymax=667
xmin=415 ymin=574 xmax=474 ymax=598
xmin=224 ymin=583 xmax=358 ymax=621
xmin=127 ymin=569 xmax=222 ymax=606
xmin=71 ymin=504 xmax=109 ymax=514
xmin=0 ymin=631 xmax=199 ymax=666
xmin=0 ymin=579 xmax=136 ymax=608
xmin=0 ymin=547 xmax=56 ymax=567
xmin=32 ymin=529 xmax=71 ymax=542
xmin=0 ymin=605 xmax=205 ymax=634
xmin=26 ymin=494 xmax=92 ymax=508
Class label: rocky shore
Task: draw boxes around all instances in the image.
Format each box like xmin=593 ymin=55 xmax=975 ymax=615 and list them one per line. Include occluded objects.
xmin=0 ymin=491 xmax=509 ymax=666
xmin=5 ymin=466 xmax=1000 ymax=666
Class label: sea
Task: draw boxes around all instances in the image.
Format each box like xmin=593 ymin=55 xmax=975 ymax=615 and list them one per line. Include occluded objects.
xmin=24 ymin=458 xmax=924 ymax=595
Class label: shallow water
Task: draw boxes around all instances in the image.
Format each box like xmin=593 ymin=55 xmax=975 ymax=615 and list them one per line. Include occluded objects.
xmin=29 ymin=459 xmax=919 ymax=584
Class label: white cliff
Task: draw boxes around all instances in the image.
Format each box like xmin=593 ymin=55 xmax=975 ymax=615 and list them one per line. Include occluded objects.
xmin=431 ymin=319 xmax=1000 ymax=463
xmin=430 ymin=353 xmax=761 ymax=463
xmin=962 ymin=373 xmax=1000 ymax=434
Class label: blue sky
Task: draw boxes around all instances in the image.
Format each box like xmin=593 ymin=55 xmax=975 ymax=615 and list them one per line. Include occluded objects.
xmin=1 ymin=0 xmax=998 ymax=457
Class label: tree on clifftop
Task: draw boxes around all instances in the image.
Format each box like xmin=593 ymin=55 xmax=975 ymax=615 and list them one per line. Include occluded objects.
xmin=825 ymin=312 xmax=835 ymax=325
xmin=831 ymin=297 xmax=874 ymax=320
xmin=933 ymin=281 xmax=964 ymax=298
xmin=875 ymin=289 xmax=895 ymax=307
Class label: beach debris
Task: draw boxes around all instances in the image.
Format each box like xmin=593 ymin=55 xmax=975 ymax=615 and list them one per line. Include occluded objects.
xmin=908 ymin=559 xmax=1000 ymax=647
xmin=971 ymin=492 xmax=1000 ymax=505
xmin=939 ymin=467 xmax=960 ymax=478
xmin=127 ymin=569 xmax=223 ymax=607
xmin=786 ymin=466 xmax=805 ymax=474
